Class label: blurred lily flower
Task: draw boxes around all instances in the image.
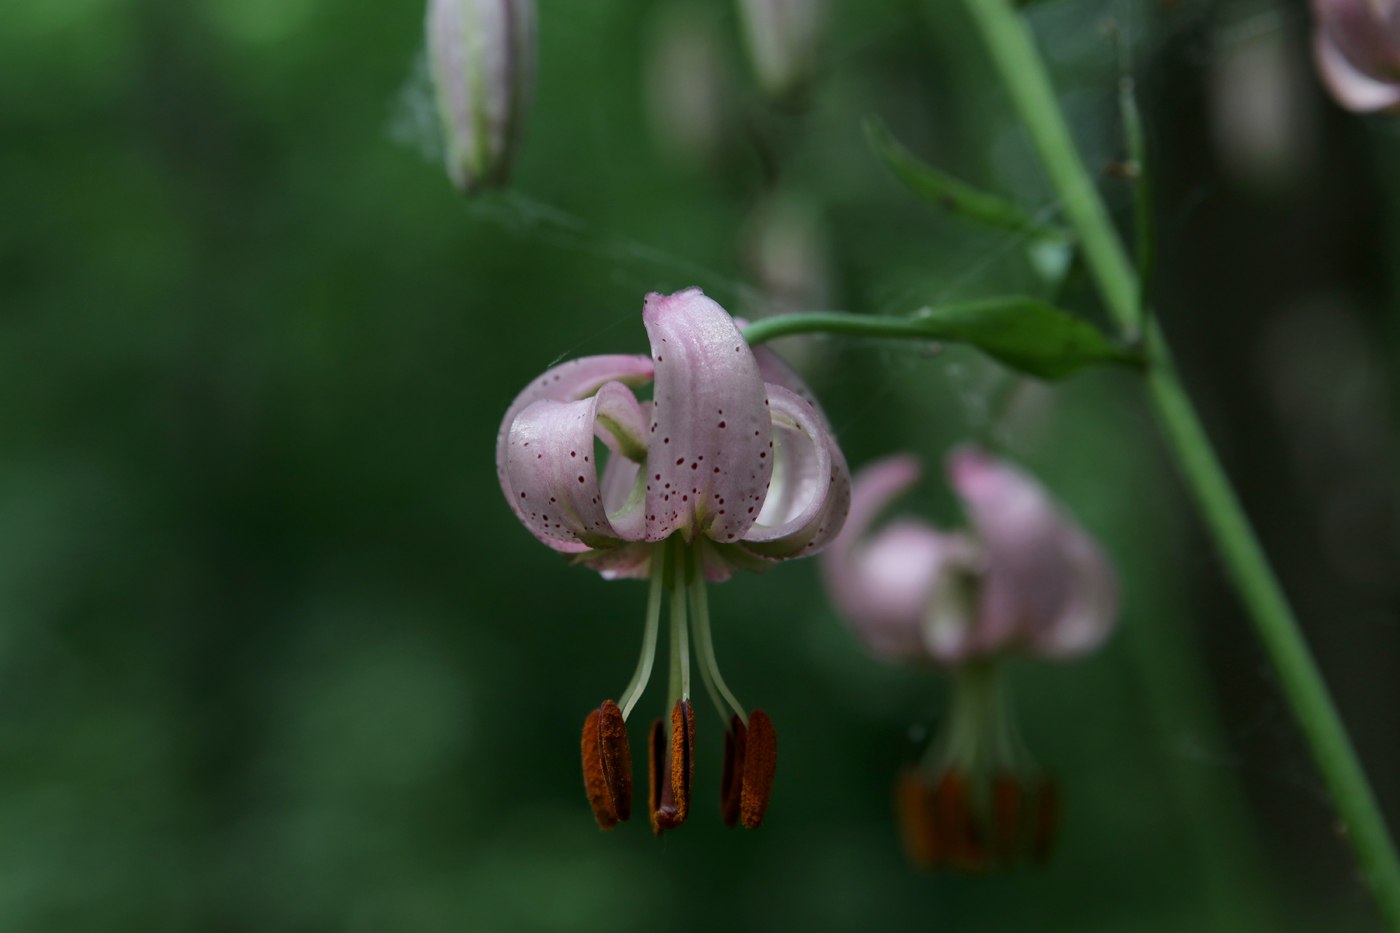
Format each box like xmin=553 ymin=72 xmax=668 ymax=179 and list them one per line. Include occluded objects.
xmin=743 ymin=192 xmax=830 ymax=317
xmin=1312 ymin=0 xmax=1400 ymax=112
xmin=426 ymin=0 xmax=536 ymax=192
xmin=822 ymin=449 xmax=1118 ymax=870
xmin=736 ymin=0 xmax=824 ymax=99
xmin=645 ymin=4 xmax=729 ymax=169
xmin=498 ymin=288 xmax=850 ymax=833
xmin=1211 ymin=13 xmax=1315 ymax=194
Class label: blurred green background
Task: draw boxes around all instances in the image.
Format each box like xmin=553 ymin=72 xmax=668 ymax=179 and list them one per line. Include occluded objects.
xmin=2 ymin=0 xmax=1399 ymax=929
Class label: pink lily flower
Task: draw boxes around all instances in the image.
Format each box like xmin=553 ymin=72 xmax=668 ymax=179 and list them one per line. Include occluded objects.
xmin=821 ymin=448 xmax=1118 ymax=871
xmin=1311 ymin=0 xmax=1400 ymax=113
xmin=498 ymin=287 xmax=849 ymax=833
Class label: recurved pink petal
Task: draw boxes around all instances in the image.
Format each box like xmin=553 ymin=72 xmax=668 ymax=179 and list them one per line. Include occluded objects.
xmin=751 ymin=341 xmax=829 ymax=427
xmin=597 ymin=413 xmax=647 ymax=543
xmin=821 ymin=455 xmax=921 ymax=630
xmin=498 ymin=354 xmax=655 ymax=538
xmin=1315 ymin=25 xmax=1400 ymax=112
xmin=1314 ymin=0 xmax=1400 ymax=78
xmin=822 ymin=455 xmax=964 ymax=663
xmin=947 ymin=446 xmax=1119 ymax=660
xmin=1027 ymin=523 xmax=1119 ymax=659
xmin=505 ymin=381 xmax=649 ymax=549
xmin=740 ymin=384 xmax=849 ymax=559
xmin=642 ymin=289 xmax=772 ymax=544
xmin=573 ymin=541 xmax=655 ymax=581
xmin=845 ymin=521 xmax=970 ymax=663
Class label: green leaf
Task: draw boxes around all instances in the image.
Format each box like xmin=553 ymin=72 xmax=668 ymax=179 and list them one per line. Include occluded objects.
xmin=864 ymin=115 xmax=1048 ymax=233
xmin=741 ymin=299 xmax=1138 ymax=381
xmin=911 ymin=298 xmax=1132 ymax=379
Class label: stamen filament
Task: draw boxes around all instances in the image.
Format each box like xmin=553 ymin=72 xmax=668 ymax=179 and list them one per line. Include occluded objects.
xmin=619 ymin=543 xmax=666 ymax=721
xmin=671 ymin=551 xmax=690 ymax=703
xmin=688 ymin=550 xmax=748 ymax=725
xmin=689 ymin=563 xmax=728 ymax=726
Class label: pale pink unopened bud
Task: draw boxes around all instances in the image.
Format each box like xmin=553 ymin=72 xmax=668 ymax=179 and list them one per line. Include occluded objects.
xmin=736 ymin=0 xmax=824 ymax=99
xmin=1311 ymin=0 xmax=1400 ymax=112
xmin=426 ymin=0 xmax=537 ymax=192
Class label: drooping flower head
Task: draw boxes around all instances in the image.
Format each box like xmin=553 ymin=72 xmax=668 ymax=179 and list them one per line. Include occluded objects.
xmin=821 ymin=449 xmax=1118 ymax=870
xmin=1311 ymin=0 xmax=1400 ymax=113
xmin=498 ymin=288 xmax=849 ymax=833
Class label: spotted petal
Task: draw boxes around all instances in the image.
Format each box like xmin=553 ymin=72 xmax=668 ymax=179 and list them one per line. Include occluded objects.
xmin=947 ymin=446 xmax=1119 ymax=660
xmin=642 ymin=289 xmax=772 ymax=544
xmin=498 ymin=354 xmax=654 ymax=548
xmin=505 ymin=381 xmax=649 ymax=549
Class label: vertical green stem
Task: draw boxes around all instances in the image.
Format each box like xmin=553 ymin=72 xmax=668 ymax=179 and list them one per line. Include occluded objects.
xmin=962 ymin=0 xmax=1400 ymax=927
xmin=1143 ymin=324 xmax=1400 ymax=928
xmin=961 ymin=0 xmax=1140 ymax=337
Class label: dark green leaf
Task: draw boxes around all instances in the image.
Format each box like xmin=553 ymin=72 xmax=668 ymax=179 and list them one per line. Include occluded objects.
xmin=742 ymin=300 xmax=1137 ymax=380
xmin=912 ymin=298 xmax=1135 ymax=379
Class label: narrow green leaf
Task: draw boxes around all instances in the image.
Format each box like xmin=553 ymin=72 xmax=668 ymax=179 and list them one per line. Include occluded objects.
xmin=864 ymin=115 xmax=1046 ymax=233
xmin=741 ymin=299 xmax=1139 ymax=381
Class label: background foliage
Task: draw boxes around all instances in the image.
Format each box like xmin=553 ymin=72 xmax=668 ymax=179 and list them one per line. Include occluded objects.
xmin=1 ymin=0 xmax=1398 ymax=929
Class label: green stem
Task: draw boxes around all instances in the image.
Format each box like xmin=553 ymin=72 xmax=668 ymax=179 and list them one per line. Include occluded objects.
xmin=962 ymin=0 xmax=1400 ymax=926
xmin=1144 ymin=324 xmax=1400 ymax=928
xmin=1118 ymin=78 xmax=1154 ymax=302
xmin=740 ymin=308 xmax=981 ymax=346
xmin=961 ymin=0 xmax=1140 ymax=338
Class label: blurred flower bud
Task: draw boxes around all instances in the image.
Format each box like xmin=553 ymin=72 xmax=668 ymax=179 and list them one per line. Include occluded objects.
xmin=1210 ymin=12 xmax=1315 ymax=195
xmin=743 ymin=193 xmax=829 ymax=316
xmin=736 ymin=0 xmax=824 ymax=99
xmin=645 ymin=4 xmax=729 ymax=169
xmin=426 ymin=0 xmax=536 ymax=192
xmin=1311 ymin=0 xmax=1400 ymax=112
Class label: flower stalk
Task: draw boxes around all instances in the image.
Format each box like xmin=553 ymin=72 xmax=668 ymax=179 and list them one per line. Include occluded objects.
xmin=958 ymin=0 xmax=1400 ymax=924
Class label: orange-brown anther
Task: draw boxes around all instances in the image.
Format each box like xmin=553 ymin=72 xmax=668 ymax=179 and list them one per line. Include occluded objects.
xmin=597 ymin=700 xmax=632 ymax=823
xmin=937 ymin=771 xmax=985 ymax=871
xmin=649 ymin=701 xmax=694 ymax=835
xmin=670 ymin=698 xmax=694 ymax=824
xmin=581 ymin=708 xmax=618 ymax=830
xmin=720 ymin=714 xmax=747 ymax=828
xmin=896 ymin=769 xmax=941 ymax=868
xmin=739 ymin=709 xmax=777 ymax=829
xmin=992 ymin=775 xmax=1021 ymax=864
xmin=1030 ymin=779 xmax=1060 ymax=863
xmin=649 ymin=718 xmax=675 ymax=834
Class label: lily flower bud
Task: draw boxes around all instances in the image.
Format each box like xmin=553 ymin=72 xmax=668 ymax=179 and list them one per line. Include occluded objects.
xmin=426 ymin=0 xmax=537 ymax=192
xmin=1311 ymin=0 xmax=1400 ymax=112
xmin=736 ymin=0 xmax=825 ymax=99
